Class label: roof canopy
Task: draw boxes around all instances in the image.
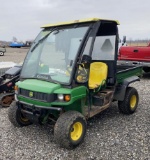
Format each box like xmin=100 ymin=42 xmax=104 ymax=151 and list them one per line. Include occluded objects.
xmin=41 ymin=18 xmax=120 ymax=28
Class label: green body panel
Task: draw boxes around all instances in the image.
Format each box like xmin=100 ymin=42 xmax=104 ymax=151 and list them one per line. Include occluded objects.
xmin=53 ymin=86 xmax=87 ymax=105
xmin=116 ymin=66 xmax=142 ymax=84
xmin=17 ymin=79 xmax=61 ymax=93
xmin=17 ymin=79 xmax=87 ymax=114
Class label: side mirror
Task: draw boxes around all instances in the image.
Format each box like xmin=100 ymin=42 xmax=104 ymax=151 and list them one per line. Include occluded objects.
xmin=122 ymin=36 xmax=126 ymax=44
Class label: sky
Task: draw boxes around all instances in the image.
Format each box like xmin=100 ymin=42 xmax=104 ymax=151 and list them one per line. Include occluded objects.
xmin=0 ymin=0 xmax=150 ymax=42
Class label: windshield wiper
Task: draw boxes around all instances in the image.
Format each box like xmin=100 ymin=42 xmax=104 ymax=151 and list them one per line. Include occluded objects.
xmin=31 ymin=32 xmax=51 ymax=52
xmin=31 ymin=28 xmax=59 ymax=52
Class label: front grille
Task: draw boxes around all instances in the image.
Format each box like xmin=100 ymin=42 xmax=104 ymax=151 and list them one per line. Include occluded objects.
xmin=19 ymin=88 xmax=56 ymax=102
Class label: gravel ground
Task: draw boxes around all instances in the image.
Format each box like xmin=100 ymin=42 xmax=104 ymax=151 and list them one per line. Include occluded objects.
xmin=0 ymin=48 xmax=150 ymax=160
xmin=0 ymin=47 xmax=28 ymax=64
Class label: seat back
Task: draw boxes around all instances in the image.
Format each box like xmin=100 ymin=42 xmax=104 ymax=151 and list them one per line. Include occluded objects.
xmin=88 ymin=62 xmax=108 ymax=89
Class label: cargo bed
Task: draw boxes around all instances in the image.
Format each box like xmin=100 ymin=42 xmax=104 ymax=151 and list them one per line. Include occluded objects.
xmin=116 ymin=65 xmax=143 ymax=84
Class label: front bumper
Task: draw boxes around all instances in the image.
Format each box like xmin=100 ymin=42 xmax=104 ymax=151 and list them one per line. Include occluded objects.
xmin=18 ymin=100 xmax=62 ymax=111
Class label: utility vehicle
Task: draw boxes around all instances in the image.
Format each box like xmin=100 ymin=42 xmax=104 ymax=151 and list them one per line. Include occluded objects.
xmin=8 ymin=18 xmax=142 ymax=149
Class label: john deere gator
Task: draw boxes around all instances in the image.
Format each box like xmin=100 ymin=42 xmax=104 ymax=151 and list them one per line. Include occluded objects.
xmin=8 ymin=18 xmax=142 ymax=149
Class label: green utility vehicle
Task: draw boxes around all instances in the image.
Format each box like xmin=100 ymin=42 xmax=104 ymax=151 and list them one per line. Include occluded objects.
xmin=8 ymin=18 xmax=142 ymax=149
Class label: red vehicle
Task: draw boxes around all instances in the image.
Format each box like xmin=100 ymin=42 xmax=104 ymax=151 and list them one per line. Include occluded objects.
xmin=118 ymin=43 xmax=150 ymax=73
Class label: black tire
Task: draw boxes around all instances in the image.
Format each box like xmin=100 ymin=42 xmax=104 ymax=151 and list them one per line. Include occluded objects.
xmin=0 ymin=52 xmax=4 ymax=56
xmin=8 ymin=101 xmax=32 ymax=127
xmin=118 ymin=87 xmax=139 ymax=114
xmin=54 ymin=111 xmax=87 ymax=149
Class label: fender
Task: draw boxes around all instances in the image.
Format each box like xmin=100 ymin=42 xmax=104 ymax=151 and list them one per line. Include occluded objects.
xmin=113 ymin=76 xmax=140 ymax=101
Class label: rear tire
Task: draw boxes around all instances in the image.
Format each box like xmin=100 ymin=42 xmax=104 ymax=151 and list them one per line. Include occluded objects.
xmin=54 ymin=111 xmax=87 ymax=149
xmin=118 ymin=87 xmax=139 ymax=114
xmin=8 ymin=101 xmax=32 ymax=127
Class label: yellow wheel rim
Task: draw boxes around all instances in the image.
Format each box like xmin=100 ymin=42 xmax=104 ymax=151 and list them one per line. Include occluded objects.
xmin=130 ymin=95 xmax=137 ymax=109
xmin=71 ymin=122 xmax=83 ymax=141
xmin=20 ymin=113 xmax=29 ymax=122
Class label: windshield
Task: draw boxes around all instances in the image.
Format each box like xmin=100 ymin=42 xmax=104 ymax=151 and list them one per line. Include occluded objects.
xmin=20 ymin=26 xmax=89 ymax=84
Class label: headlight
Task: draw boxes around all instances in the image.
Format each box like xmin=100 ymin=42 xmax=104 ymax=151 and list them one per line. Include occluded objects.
xmin=57 ymin=94 xmax=71 ymax=102
xmin=57 ymin=94 xmax=64 ymax=100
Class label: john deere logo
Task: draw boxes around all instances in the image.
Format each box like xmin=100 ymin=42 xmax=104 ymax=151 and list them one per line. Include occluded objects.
xmin=29 ymin=91 xmax=33 ymax=97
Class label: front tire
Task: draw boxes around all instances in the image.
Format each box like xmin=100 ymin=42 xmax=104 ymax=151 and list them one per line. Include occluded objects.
xmin=8 ymin=101 xmax=32 ymax=127
xmin=54 ymin=111 xmax=87 ymax=149
xmin=118 ymin=87 xmax=139 ymax=114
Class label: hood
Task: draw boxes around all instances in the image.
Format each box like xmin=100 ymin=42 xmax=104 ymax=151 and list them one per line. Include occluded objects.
xmin=17 ymin=79 xmax=61 ymax=93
